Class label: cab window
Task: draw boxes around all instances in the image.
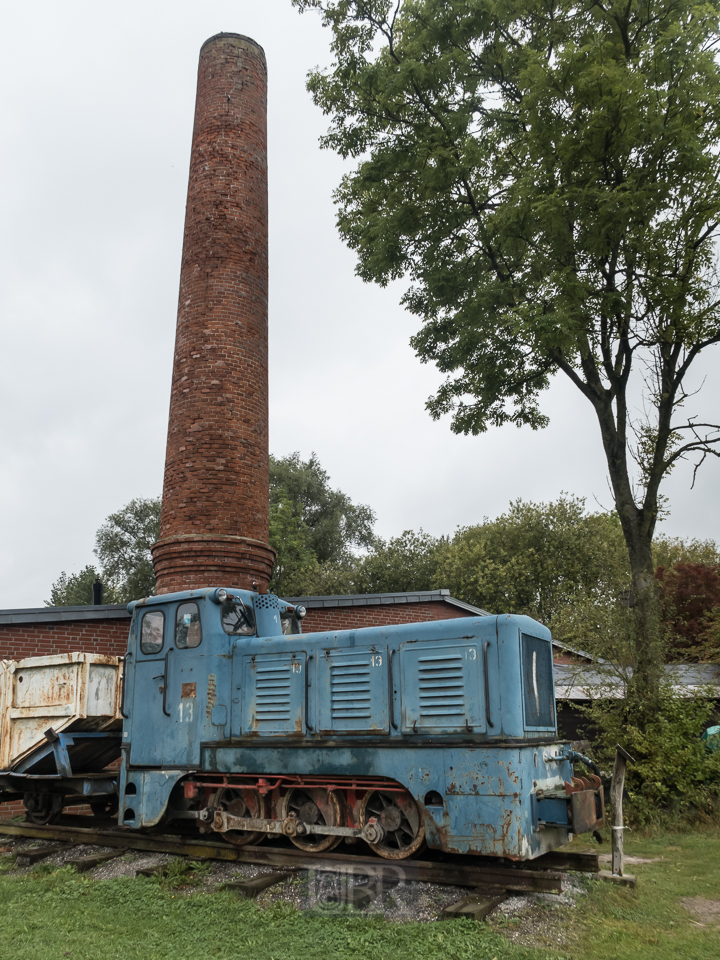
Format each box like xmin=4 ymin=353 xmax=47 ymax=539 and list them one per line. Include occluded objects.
xmin=140 ymin=610 xmax=165 ymax=655
xmin=220 ymin=599 xmax=256 ymax=636
xmin=281 ymin=611 xmax=300 ymax=636
xmin=175 ymin=602 xmax=202 ymax=649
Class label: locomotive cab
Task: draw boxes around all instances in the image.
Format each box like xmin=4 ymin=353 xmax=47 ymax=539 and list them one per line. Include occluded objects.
xmin=122 ymin=589 xmax=300 ymax=770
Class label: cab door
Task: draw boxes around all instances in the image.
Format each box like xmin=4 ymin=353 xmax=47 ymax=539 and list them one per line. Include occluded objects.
xmin=128 ymin=601 xmax=215 ymax=768
xmin=129 ymin=607 xmax=171 ymax=766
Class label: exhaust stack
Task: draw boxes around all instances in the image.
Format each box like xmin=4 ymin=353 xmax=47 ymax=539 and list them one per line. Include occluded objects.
xmin=152 ymin=33 xmax=275 ymax=594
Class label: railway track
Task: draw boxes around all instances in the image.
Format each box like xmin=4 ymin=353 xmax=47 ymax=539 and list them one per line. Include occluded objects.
xmin=0 ymin=817 xmax=599 ymax=894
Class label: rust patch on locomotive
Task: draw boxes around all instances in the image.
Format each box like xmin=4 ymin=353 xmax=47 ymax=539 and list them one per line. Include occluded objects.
xmin=206 ymin=674 xmax=217 ymax=722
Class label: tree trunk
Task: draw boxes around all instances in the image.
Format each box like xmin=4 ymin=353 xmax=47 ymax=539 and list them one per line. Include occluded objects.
xmin=594 ymin=401 xmax=663 ymax=704
xmin=625 ymin=537 xmax=663 ymax=704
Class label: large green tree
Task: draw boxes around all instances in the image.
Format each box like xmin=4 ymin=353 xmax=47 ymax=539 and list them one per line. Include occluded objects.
xmin=94 ymin=497 xmax=161 ymax=602
xmin=270 ymin=453 xmax=376 ymax=564
xmin=269 ymin=452 xmax=376 ymax=594
xmin=293 ymin=0 xmax=720 ymax=699
xmin=270 ymin=452 xmax=375 ymax=597
xmin=439 ymin=496 xmax=628 ymax=621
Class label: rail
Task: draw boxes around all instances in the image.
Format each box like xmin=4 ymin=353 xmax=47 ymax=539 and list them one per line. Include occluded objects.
xmin=0 ymin=817 xmax=598 ymax=892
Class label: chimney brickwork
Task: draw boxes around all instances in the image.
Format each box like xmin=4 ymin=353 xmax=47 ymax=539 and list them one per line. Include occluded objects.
xmin=152 ymin=33 xmax=275 ymax=594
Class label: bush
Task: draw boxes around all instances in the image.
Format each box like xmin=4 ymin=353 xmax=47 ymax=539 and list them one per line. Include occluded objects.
xmin=578 ymin=688 xmax=720 ymax=826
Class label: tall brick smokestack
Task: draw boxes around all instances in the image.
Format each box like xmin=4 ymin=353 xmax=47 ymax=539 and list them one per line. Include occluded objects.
xmin=152 ymin=33 xmax=275 ymax=594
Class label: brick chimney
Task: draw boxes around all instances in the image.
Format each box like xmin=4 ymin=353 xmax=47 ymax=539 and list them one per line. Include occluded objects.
xmin=152 ymin=33 xmax=275 ymax=594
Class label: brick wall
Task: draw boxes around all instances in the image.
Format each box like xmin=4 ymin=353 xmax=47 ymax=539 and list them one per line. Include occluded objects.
xmin=301 ymin=602 xmax=469 ymax=634
xmin=0 ymin=620 xmax=129 ymax=662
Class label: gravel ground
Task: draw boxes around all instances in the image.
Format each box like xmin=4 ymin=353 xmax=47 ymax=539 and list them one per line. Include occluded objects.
xmin=0 ymin=835 xmax=589 ymax=927
xmin=488 ymin=873 xmax=590 ymax=949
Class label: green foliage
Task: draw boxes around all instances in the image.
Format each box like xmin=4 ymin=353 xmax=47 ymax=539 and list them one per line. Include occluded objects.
xmin=94 ymin=497 xmax=161 ymax=603
xmin=439 ymin=496 xmax=628 ymax=623
xmin=653 ymin=536 xmax=720 ymax=570
xmin=270 ymin=453 xmax=376 ymax=563
xmin=269 ymin=494 xmax=322 ymax=597
xmin=351 ymin=529 xmax=443 ymax=594
xmin=47 ymin=565 xmax=118 ymax=607
xmin=297 ymin=0 xmax=720 ymax=436
xmin=578 ymin=689 xmax=720 ymax=825
xmin=149 ymin=859 xmax=212 ymax=890
xmin=308 ymin=494 xmax=629 ymax=608
xmin=269 ymin=452 xmax=376 ymax=595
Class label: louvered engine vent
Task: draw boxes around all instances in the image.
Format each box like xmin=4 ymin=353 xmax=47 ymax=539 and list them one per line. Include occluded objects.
xmin=418 ymin=653 xmax=466 ymax=718
xmin=254 ymin=663 xmax=291 ymax=721
xmin=330 ymin=658 xmax=372 ymax=721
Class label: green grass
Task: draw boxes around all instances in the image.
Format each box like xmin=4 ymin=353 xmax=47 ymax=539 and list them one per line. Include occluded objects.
xmin=0 ymin=867 xmax=549 ymax=960
xmin=563 ymin=826 xmax=720 ymax=959
xmin=0 ymin=828 xmax=718 ymax=959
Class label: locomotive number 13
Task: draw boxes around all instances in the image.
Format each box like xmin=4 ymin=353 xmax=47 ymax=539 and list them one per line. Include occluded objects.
xmin=371 ymin=654 xmax=383 ymax=667
xmin=177 ymin=701 xmax=194 ymax=722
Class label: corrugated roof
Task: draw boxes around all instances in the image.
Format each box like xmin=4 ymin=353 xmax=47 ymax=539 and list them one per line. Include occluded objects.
xmin=285 ymin=589 xmax=491 ymax=617
xmin=555 ymin=663 xmax=720 ymax=699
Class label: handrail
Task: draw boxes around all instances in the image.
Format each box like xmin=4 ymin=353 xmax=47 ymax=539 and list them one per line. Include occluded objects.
xmin=388 ymin=650 xmax=398 ymax=730
xmin=483 ymin=642 xmax=494 ymax=729
xmin=305 ymin=654 xmax=314 ymax=732
xmin=162 ymin=647 xmax=174 ymax=717
xmin=120 ymin=651 xmax=132 ymax=719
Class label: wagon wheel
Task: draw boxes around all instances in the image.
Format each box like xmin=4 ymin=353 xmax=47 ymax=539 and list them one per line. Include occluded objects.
xmin=90 ymin=796 xmax=119 ymax=819
xmin=216 ymin=787 xmax=269 ymax=846
xmin=23 ymin=792 xmax=64 ymax=825
xmin=359 ymin=790 xmax=425 ymax=860
xmin=281 ymin=788 xmax=342 ymax=853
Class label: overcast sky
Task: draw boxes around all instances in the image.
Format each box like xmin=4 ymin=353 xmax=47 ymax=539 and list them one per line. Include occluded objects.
xmin=0 ymin=0 xmax=718 ymax=609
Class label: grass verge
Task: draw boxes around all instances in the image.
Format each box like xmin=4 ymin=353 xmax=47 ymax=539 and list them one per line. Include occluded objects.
xmin=557 ymin=826 xmax=720 ymax=959
xmin=0 ymin=826 xmax=718 ymax=959
xmin=0 ymin=861 xmax=551 ymax=960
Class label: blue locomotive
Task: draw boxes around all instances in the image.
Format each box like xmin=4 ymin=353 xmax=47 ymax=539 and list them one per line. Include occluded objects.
xmin=117 ymin=586 xmax=604 ymax=860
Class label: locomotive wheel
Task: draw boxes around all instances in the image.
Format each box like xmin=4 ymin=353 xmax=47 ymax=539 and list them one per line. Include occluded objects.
xmin=23 ymin=792 xmax=64 ymax=825
xmin=359 ymin=790 xmax=425 ymax=860
xmin=216 ymin=788 xmax=269 ymax=846
xmin=281 ymin=788 xmax=343 ymax=853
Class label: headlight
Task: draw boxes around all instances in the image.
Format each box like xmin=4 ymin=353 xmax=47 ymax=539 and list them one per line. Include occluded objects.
xmin=212 ymin=588 xmax=228 ymax=604
xmin=295 ymin=605 xmax=306 ymax=620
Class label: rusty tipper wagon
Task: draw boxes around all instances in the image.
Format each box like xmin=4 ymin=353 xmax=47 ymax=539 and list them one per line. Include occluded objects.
xmin=0 ymin=653 xmax=123 ymax=821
